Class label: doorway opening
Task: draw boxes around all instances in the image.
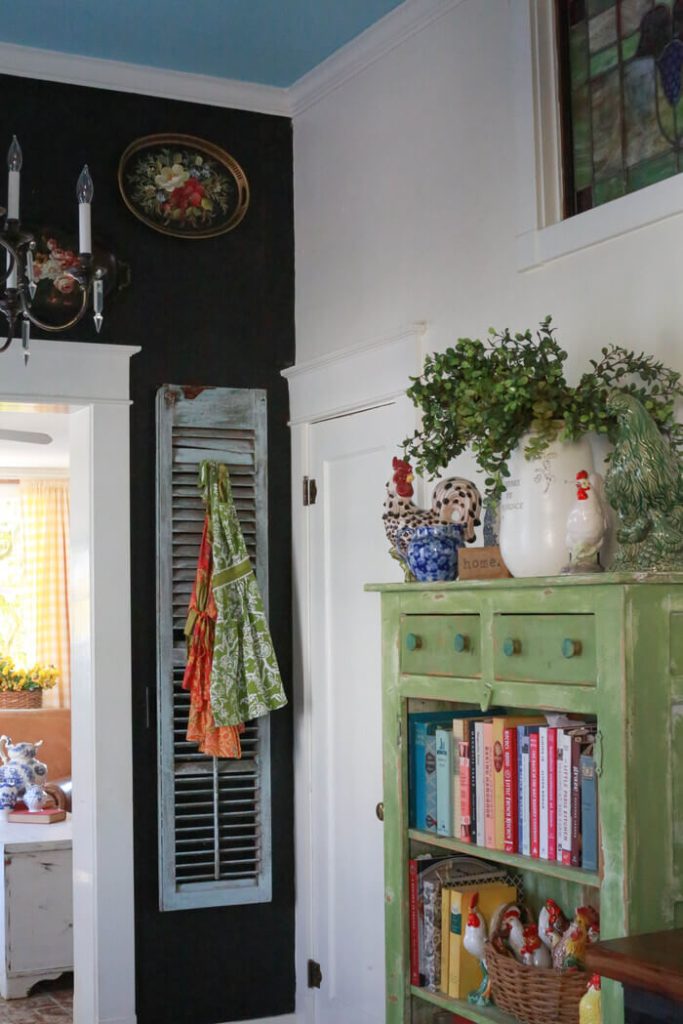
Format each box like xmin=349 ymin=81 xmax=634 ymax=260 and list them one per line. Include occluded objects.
xmin=0 ymin=338 xmax=138 ymax=1024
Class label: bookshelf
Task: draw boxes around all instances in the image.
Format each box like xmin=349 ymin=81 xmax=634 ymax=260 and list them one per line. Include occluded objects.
xmin=367 ymin=575 xmax=683 ymax=1024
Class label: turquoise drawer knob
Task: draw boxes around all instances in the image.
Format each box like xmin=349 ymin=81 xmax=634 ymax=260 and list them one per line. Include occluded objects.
xmin=454 ymin=633 xmax=470 ymax=653
xmin=405 ymin=632 xmax=422 ymax=651
xmin=503 ymin=637 xmax=521 ymax=657
xmin=562 ymin=638 xmax=582 ymax=658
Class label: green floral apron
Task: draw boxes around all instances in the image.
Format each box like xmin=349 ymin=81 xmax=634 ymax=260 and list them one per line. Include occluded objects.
xmin=200 ymin=461 xmax=287 ymax=727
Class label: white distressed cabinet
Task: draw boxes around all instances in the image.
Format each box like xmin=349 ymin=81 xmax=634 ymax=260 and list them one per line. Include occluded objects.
xmin=0 ymin=817 xmax=73 ymax=999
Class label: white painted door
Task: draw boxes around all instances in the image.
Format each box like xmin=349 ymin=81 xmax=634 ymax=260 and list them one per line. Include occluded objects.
xmin=307 ymin=397 xmax=413 ymax=1024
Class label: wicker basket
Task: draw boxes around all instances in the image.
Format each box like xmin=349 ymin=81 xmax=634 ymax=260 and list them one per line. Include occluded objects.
xmin=0 ymin=689 xmax=42 ymax=709
xmin=485 ymin=942 xmax=588 ymax=1024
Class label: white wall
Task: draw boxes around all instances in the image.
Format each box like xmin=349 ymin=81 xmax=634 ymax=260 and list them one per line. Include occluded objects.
xmin=294 ymin=0 xmax=683 ymax=383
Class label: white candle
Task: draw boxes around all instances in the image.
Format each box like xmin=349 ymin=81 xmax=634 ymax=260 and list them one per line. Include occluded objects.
xmin=77 ymin=165 xmax=94 ymax=255
xmin=6 ymin=136 xmax=22 ymax=221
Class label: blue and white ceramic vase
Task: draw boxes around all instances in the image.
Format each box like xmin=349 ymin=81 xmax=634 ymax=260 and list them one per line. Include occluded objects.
xmin=396 ymin=523 xmax=463 ymax=582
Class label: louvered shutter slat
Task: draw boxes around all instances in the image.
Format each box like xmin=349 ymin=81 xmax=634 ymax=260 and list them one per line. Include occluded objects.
xmin=157 ymin=385 xmax=272 ymax=911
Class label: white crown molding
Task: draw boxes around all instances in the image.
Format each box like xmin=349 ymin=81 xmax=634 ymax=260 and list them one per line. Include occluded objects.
xmin=289 ymin=0 xmax=466 ymax=115
xmin=0 ymin=41 xmax=291 ymax=117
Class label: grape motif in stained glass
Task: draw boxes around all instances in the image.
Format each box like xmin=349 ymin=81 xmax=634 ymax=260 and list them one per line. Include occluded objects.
xmin=558 ymin=0 xmax=683 ymax=215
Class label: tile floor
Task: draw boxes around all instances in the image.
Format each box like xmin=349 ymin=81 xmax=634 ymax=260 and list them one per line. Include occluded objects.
xmin=0 ymin=975 xmax=72 ymax=1023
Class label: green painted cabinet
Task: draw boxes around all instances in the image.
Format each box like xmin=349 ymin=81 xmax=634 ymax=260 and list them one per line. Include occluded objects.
xmin=368 ymin=575 xmax=683 ymax=1024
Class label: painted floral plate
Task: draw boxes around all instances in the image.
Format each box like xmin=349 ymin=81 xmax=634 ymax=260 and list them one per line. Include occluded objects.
xmin=118 ymin=133 xmax=250 ymax=239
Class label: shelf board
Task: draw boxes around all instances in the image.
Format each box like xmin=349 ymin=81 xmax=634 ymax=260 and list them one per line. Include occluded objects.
xmin=411 ymin=985 xmax=516 ymax=1023
xmin=408 ymin=829 xmax=601 ymax=887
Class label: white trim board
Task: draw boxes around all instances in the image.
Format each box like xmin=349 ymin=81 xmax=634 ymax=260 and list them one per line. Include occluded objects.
xmin=514 ymin=0 xmax=683 ymax=270
xmin=282 ymin=322 xmax=425 ymax=425
xmin=0 ymin=0 xmax=465 ymax=118
xmin=1 ymin=339 xmax=138 ymax=1024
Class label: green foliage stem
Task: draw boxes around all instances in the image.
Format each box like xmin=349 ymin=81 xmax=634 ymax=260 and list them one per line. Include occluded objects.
xmin=403 ymin=317 xmax=683 ymax=502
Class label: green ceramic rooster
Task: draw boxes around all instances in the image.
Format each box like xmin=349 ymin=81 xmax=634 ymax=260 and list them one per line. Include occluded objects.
xmin=605 ymin=391 xmax=683 ymax=571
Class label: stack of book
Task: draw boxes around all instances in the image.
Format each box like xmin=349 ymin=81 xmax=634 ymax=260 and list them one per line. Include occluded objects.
xmin=409 ymin=710 xmax=599 ymax=872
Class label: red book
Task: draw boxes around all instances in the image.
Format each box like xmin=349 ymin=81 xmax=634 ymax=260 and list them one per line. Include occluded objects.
xmin=547 ymin=727 xmax=558 ymax=861
xmin=483 ymin=721 xmax=495 ymax=848
xmin=570 ymin=735 xmax=582 ymax=867
xmin=458 ymin=738 xmax=471 ymax=842
xmin=503 ymin=727 xmax=518 ymax=853
xmin=529 ymin=728 xmax=540 ymax=858
xmin=408 ymin=859 xmax=420 ymax=985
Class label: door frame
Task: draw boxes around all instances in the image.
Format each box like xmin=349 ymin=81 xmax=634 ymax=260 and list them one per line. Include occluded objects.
xmin=1 ymin=338 xmax=139 ymax=1024
xmin=282 ymin=323 xmax=424 ymax=1023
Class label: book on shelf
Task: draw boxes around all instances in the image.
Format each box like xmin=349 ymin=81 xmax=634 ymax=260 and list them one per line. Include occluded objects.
xmin=529 ymin=726 xmax=540 ymax=859
xmin=483 ymin=720 xmax=495 ymax=849
xmin=409 ymin=711 xmax=480 ymax=832
xmin=474 ymin=721 xmax=486 ymax=847
xmin=7 ymin=808 xmax=66 ymax=824
xmin=468 ymin=719 xmax=477 ymax=844
xmin=446 ymin=880 xmax=517 ymax=999
xmin=547 ymin=725 xmax=558 ymax=861
xmin=581 ymin=752 xmax=598 ymax=872
xmin=539 ymin=725 xmax=549 ymax=860
xmin=557 ymin=728 xmax=572 ymax=864
xmin=436 ymin=726 xmax=454 ymax=837
xmin=503 ymin=726 xmax=518 ymax=853
xmin=408 ymin=855 xmax=441 ymax=986
xmin=452 ymin=719 xmax=469 ymax=842
xmin=520 ymin=726 xmax=531 ymax=857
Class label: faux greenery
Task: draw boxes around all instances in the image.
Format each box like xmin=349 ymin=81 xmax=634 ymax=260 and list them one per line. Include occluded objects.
xmin=0 ymin=656 xmax=58 ymax=693
xmin=404 ymin=317 xmax=683 ymax=502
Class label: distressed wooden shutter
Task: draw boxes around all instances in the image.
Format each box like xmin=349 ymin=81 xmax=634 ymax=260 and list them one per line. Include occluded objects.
xmin=156 ymin=384 xmax=272 ymax=911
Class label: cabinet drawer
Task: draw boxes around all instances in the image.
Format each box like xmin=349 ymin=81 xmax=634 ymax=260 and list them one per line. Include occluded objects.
xmin=400 ymin=614 xmax=481 ymax=677
xmin=493 ymin=614 xmax=596 ymax=685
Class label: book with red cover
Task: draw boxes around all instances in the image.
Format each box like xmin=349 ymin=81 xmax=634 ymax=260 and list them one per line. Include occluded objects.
xmin=547 ymin=726 xmax=558 ymax=861
xmin=408 ymin=859 xmax=420 ymax=985
xmin=570 ymin=734 xmax=582 ymax=867
xmin=503 ymin=726 xmax=518 ymax=853
xmin=529 ymin=727 xmax=540 ymax=858
xmin=483 ymin=721 xmax=495 ymax=849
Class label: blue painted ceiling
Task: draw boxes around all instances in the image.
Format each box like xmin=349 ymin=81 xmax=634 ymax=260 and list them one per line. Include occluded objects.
xmin=0 ymin=0 xmax=407 ymax=88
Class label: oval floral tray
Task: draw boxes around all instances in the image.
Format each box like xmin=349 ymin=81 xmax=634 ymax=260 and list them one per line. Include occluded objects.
xmin=118 ymin=133 xmax=249 ymax=239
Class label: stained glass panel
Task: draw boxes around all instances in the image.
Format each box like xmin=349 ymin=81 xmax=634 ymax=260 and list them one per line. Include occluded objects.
xmin=557 ymin=0 xmax=683 ymax=215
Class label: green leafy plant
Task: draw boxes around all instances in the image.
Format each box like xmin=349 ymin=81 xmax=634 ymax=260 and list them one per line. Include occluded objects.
xmin=403 ymin=317 xmax=683 ymax=502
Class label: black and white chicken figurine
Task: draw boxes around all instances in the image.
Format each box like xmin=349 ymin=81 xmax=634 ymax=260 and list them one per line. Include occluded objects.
xmin=562 ymin=470 xmax=608 ymax=574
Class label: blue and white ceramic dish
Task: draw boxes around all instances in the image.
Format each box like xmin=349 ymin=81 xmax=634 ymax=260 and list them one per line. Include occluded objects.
xmin=396 ymin=523 xmax=463 ymax=582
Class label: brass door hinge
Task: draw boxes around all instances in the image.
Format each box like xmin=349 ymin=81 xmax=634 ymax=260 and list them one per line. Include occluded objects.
xmin=307 ymin=958 xmax=322 ymax=988
xmin=303 ymin=476 xmax=318 ymax=506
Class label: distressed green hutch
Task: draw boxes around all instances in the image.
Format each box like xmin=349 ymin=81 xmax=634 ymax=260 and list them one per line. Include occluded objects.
xmin=367 ymin=575 xmax=683 ymax=1024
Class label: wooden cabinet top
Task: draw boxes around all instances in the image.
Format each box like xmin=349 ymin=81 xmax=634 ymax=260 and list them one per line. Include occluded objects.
xmin=366 ymin=572 xmax=683 ymax=592
xmin=586 ymin=930 xmax=683 ymax=1004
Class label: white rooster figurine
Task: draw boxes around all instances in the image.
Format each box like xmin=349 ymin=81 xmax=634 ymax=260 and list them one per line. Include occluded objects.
xmin=520 ymin=923 xmax=551 ymax=968
xmin=563 ymin=470 xmax=609 ymax=574
xmin=463 ymin=892 xmax=492 ymax=1006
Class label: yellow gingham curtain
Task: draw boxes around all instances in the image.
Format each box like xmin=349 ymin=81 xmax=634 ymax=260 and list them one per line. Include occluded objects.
xmin=19 ymin=480 xmax=70 ymax=708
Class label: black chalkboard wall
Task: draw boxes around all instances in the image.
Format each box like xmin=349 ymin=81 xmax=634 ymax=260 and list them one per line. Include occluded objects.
xmin=0 ymin=73 xmax=295 ymax=1023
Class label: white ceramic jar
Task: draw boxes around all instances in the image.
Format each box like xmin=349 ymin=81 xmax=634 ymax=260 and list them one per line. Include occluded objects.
xmin=499 ymin=430 xmax=595 ymax=577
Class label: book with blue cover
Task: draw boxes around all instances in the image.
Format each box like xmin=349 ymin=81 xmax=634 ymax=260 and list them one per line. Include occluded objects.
xmin=409 ymin=711 xmax=482 ymax=831
xmin=435 ymin=726 xmax=454 ymax=836
xmin=580 ymin=752 xmax=598 ymax=871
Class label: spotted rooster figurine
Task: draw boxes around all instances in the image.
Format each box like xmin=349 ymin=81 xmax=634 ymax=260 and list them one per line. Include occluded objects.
xmin=384 ymin=458 xmax=482 ymax=573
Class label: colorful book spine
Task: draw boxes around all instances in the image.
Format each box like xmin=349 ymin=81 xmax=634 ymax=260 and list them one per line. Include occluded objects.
xmin=452 ymin=720 xmax=469 ymax=842
xmin=521 ymin=728 xmax=531 ymax=857
xmin=425 ymin=729 xmax=438 ymax=832
xmin=458 ymin=735 xmax=471 ymax=842
xmin=474 ymin=721 xmax=485 ymax=847
xmin=529 ymin=727 xmax=540 ymax=858
xmin=409 ymin=711 xmax=467 ymax=827
xmin=580 ymin=752 xmax=598 ymax=872
xmin=436 ymin=726 xmax=454 ymax=837
xmin=558 ymin=729 xmax=573 ymax=865
xmin=491 ymin=717 xmax=507 ymax=850
xmin=468 ymin=720 xmax=478 ymax=844
xmin=570 ymin=734 xmax=582 ymax=867
xmin=503 ymin=726 xmax=518 ymax=853
xmin=539 ymin=726 xmax=548 ymax=860
xmin=483 ymin=721 xmax=495 ymax=848
xmin=517 ymin=724 xmax=525 ymax=855
xmin=409 ymin=858 xmax=420 ymax=985
xmin=441 ymin=886 xmax=452 ymax=993
xmin=547 ymin=726 xmax=558 ymax=861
